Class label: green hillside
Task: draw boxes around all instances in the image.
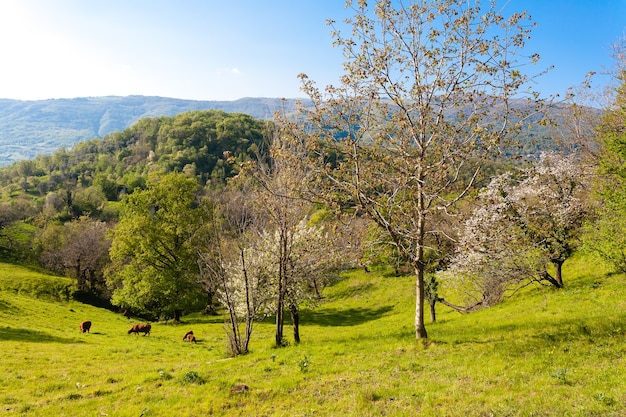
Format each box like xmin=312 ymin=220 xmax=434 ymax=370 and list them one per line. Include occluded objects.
xmin=0 ymin=254 xmax=624 ymax=416
xmin=0 ymin=96 xmax=303 ymax=166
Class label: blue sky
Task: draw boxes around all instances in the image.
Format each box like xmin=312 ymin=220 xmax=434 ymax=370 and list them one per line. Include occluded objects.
xmin=0 ymin=0 xmax=623 ymax=102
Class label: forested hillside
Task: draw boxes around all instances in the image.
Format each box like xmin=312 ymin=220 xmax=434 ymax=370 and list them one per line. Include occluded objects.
xmin=0 ymin=96 xmax=301 ymax=166
xmin=0 ymin=110 xmax=269 ymax=284
xmin=0 ymin=109 xmax=267 ymax=197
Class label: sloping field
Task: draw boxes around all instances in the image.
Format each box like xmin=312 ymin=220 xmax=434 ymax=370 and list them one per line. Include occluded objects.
xmin=0 ymin=256 xmax=624 ymax=416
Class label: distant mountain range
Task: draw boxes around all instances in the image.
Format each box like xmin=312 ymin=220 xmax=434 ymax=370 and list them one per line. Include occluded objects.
xmin=0 ymin=96 xmax=304 ymax=166
xmin=0 ymin=95 xmax=601 ymax=167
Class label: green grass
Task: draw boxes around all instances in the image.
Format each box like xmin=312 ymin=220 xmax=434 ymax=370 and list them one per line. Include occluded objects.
xmin=0 ymin=253 xmax=624 ymax=416
xmin=0 ymin=263 xmax=75 ymax=300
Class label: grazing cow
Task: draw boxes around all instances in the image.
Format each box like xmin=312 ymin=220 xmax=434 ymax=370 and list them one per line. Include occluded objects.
xmin=230 ymin=384 xmax=250 ymax=394
xmin=183 ymin=330 xmax=196 ymax=343
xmin=79 ymin=320 xmax=92 ymax=333
xmin=127 ymin=323 xmax=151 ymax=336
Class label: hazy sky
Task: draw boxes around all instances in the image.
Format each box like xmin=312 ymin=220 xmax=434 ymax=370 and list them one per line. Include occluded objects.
xmin=0 ymin=0 xmax=623 ymax=102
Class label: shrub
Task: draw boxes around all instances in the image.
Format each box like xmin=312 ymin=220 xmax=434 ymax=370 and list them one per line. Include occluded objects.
xmin=180 ymin=371 xmax=205 ymax=385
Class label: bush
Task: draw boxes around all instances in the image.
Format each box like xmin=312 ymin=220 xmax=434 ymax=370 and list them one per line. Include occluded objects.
xmin=180 ymin=371 xmax=205 ymax=385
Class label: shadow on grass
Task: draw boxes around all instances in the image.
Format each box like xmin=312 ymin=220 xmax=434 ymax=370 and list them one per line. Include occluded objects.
xmin=528 ymin=314 xmax=626 ymax=345
xmin=0 ymin=326 xmax=78 ymax=343
xmin=159 ymin=315 xmax=225 ymax=325
xmin=443 ymin=313 xmax=626 ymax=352
xmin=326 ymin=282 xmax=376 ymax=301
xmin=188 ymin=315 xmax=225 ymax=324
xmin=0 ymin=298 xmax=18 ymax=313
xmin=303 ymin=306 xmax=394 ymax=327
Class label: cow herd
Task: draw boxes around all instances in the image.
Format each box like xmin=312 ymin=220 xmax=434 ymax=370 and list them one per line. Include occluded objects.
xmin=79 ymin=320 xmax=196 ymax=342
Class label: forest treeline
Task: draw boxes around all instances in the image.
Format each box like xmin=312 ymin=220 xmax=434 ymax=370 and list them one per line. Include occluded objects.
xmin=1 ymin=1 xmax=625 ymax=354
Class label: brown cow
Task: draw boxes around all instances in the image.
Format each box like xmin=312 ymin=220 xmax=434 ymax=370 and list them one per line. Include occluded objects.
xmin=183 ymin=330 xmax=196 ymax=343
xmin=79 ymin=320 xmax=92 ymax=333
xmin=128 ymin=323 xmax=151 ymax=336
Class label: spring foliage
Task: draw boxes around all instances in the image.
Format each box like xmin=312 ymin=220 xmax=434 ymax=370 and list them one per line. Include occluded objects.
xmin=585 ymin=42 xmax=626 ymax=273
xmin=295 ymin=0 xmax=545 ymax=338
xmin=444 ymin=152 xmax=592 ymax=307
xmin=106 ymin=172 xmax=208 ymax=319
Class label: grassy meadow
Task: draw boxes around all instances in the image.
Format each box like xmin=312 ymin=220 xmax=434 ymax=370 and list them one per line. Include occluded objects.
xmin=0 ymin=255 xmax=624 ymax=416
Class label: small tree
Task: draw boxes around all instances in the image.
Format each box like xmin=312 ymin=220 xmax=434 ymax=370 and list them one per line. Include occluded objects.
xmin=197 ymin=184 xmax=272 ymax=356
xmin=510 ymin=153 xmax=593 ymax=287
xmin=442 ymin=174 xmax=542 ymax=308
xmin=252 ymin=124 xmax=316 ymax=347
xmin=257 ymin=217 xmax=344 ymax=344
xmin=445 ymin=153 xmax=593 ymax=308
xmin=39 ymin=217 xmax=111 ymax=295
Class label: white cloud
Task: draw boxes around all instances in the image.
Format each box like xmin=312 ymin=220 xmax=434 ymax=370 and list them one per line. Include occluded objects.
xmin=215 ymin=67 xmax=242 ymax=77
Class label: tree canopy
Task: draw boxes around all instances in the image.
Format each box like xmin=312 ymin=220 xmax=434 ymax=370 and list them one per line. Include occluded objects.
xmin=0 ymin=110 xmax=269 ymax=221
xmin=584 ymin=38 xmax=626 ymax=273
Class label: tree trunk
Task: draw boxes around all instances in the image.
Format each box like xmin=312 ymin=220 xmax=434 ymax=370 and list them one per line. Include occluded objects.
xmin=204 ymin=290 xmax=218 ymax=315
xmin=221 ymin=273 xmax=242 ymax=355
xmin=173 ymin=309 xmax=182 ymax=322
xmin=275 ymin=304 xmax=284 ymax=347
xmin=414 ymin=185 xmax=428 ymax=339
xmin=275 ymin=264 xmax=285 ymax=347
xmin=75 ymin=259 xmax=86 ymax=291
xmin=243 ymin=316 xmax=252 ymax=354
xmin=541 ymin=269 xmax=563 ymax=289
xmin=275 ymin=226 xmax=289 ymax=347
xmin=438 ymin=298 xmax=483 ymax=313
xmin=552 ymin=260 xmax=564 ymax=288
xmin=429 ymin=300 xmax=436 ymax=323
xmin=312 ymin=277 xmax=322 ymax=299
xmin=242 ymin=248 xmax=252 ymax=354
xmin=415 ymin=265 xmax=428 ymax=339
xmin=290 ymin=303 xmax=300 ymax=344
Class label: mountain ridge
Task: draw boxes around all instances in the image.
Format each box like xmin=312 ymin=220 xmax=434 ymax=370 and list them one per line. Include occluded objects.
xmin=0 ymin=95 xmax=305 ymax=166
xmin=0 ymin=95 xmax=600 ymax=167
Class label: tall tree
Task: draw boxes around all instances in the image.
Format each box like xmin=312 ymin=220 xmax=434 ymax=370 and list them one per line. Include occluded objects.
xmin=585 ymin=36 xmax=626 ymax=273
xmin=295 ymin=0 xmax=543 ymax=339
xmin=106 ymin=172 xmax=207 ymax=321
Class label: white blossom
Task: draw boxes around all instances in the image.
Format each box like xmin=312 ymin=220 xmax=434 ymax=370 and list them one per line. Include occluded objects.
xmin=444 ymin=152 xmax=592 ymax=306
